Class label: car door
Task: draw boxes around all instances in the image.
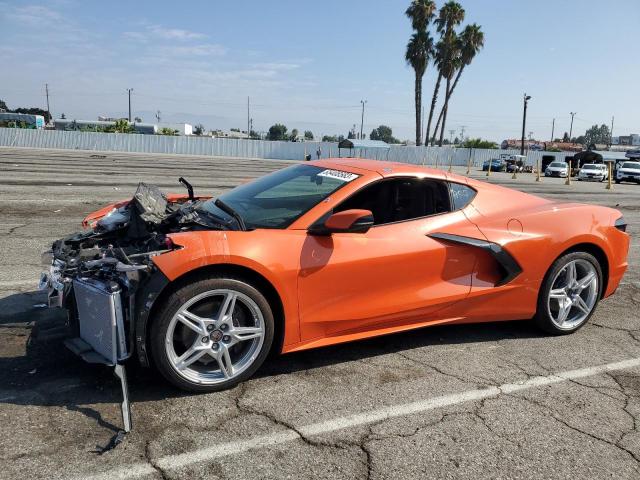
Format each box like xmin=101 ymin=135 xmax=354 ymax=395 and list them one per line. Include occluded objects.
xmin=296 ymin=177 xmax=480 ymax=341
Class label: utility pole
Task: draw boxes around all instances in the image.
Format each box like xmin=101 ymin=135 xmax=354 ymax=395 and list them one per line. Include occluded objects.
xmin=528 ymin=131 xmax=533 ymax=141
xmin=127 ymin=88 xmax=133 ymax=122
xmin=247 ymin=96 xmax=250 ymax=139
xmin=155 ymin=111 xmax=161 ymax=123
xmin=45 ymin=83 xmax=51 ymax=123
xmin=449 ymin=129 xmax=456 ymax=144
xmin=250 ymin=118 xmax=253 ymax=139
xmin=569 ymin=112 xmax=576 ymax=140
xmin=610 ymin=116 xmax=615 ymax=147
xmin=459 ymin=125 xmax=466 ymax=143
xmin=360 ymin=100 xmax=367 ymax=140
xmin=550 ymin=118 xmax=555 ymax=141
xmin=521 ymin=93 xmax=532 ymax=155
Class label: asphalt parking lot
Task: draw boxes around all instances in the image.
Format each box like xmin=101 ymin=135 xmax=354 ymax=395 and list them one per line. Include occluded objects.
xmin=1 ymin=146 xmax=639 ymax=480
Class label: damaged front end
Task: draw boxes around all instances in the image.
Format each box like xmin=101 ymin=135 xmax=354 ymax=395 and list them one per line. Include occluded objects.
xmin=38 ymin=181 xmax=235 ymax=431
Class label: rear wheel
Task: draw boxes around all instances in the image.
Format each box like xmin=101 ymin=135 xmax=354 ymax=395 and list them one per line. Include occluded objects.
xmin=150 ymin=276 xmax=274 ymax=392
xmin=534 ymin=252 xmax=602 ymax=335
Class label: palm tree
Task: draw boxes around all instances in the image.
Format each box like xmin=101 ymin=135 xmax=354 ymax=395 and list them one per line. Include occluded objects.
xmin=432 ymin=23 xmax=484 ymax=141
xmin=406 ymin=31 xmax=434 ymax=147
xmin=405 ymin=0 xmax=436 ymax=146
xmin=426 ymin=1 xmax=465 ymax=145
xmin=436 ymin=33 xmax=461 ymax=145
xmin=405 ymin=0 xmax=436 ymax=30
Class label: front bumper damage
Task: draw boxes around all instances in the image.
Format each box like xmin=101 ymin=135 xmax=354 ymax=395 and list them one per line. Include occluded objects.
xmin=36 ymin=181 xmax=234 ymax=432
xmin=38 ymin=254 xmax=157 ymax=433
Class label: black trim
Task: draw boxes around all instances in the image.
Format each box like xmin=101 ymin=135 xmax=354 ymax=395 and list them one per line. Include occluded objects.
xmin=134 ymin=268 xmax=170 ymax=367
xmin=615 ymin=216 xmax=627 ymax=232
xmin=428 ymin=232 xmax=522 ymax=286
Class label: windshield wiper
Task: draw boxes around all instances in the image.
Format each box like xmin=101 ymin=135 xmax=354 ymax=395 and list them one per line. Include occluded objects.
xmin=214 ymin=198 xmax=247 ymax=231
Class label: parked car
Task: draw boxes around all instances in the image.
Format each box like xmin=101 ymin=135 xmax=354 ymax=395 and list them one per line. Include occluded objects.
xmin=504 ymin=154 xmax=527 ymax=173
xmin=578 ymin=164 xmax=608 ymax=182
xmin=39 ymin=160 xmax=629 ymax=393
xmin=545 ymin=161 xmax=569 ymax=178
xmin=482 ymin=158 xmax=506 ymax=171
xmin=615 ymin=161 xmax=640 ymax=184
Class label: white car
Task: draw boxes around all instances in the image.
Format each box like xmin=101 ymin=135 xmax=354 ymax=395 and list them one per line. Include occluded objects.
xmin=615 ymin=161 xmax=640 ymax=184
xmin=578 ymin=163 xmax=608 ymax=182
xmin=545 ymin=161 xmax=568 ymax=178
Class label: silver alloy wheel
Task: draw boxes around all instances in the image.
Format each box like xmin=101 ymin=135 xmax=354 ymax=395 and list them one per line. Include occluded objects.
xmin=165 ymin=289 xmax=265 ymax=385
xmin=547 ymin=259 xmax=598 ymax=330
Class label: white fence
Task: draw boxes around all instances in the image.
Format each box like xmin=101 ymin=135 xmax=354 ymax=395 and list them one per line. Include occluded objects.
xmin=0 ymin=128 xmax=573 ymax=167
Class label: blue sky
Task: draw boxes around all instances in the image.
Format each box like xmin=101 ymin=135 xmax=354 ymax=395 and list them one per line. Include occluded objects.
xmin=1 ymin=0 xmax=638 ymax=141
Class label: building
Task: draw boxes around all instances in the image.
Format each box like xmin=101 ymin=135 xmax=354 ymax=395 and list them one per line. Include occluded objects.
xmin=612 ymin=134 xmax=640 ymax=146
xmin=0 ymin=112 xmax=45 ymax=128
xmin=211 ymin=129 xmax=249 ymax=139
xmin=500 ymin=139 xmax=583 ymax=152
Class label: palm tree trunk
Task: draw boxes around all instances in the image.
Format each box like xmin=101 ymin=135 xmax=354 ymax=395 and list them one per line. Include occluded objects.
xmin=415 ymin=73 xmax=422 ymax=146
xmin=438 ymin=75 xmax=452 ymax=146
xmin=432 ymin=66 xmax=464 ymax=141
xmin=426 ymin=72 xmax=442 ymax=146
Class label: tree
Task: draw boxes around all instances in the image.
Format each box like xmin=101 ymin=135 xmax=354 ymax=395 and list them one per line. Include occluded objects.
xmin=562 ymin=132 xmax=570 ymax=142
xmin=583 ymin=124 xmax=611 ymax=147
xmin=463 ymin=138 xmax=497 ymax=149
xmin=193 ymin=124 xmax=205 ymax=135
xmin=158 ymin=127 xmax=179 ymax=136
xmin=134 ymin=116 xmax=142 ymax=123
xmin=405 ymin=0 xmax=436 ymax=146
xmin=370 ymin=125 xmax=400 ymax=144
xmin=0 ymin=99 xmax=7 ymax=112
xmin=322 ymin=134 xmax=342 ymax=142
xmin=249 ymin=130 xmax=261 ymax=139
xmin=105 ymin=118 xmax=135 ymax=135
xmin=60 ymin=113 xmax=66 ymax=119
xmin=267 ymin=123 xmax=288 ymax=141
xmin=304 ymin=130 xmax=314 ymax=140
xmin=289 ymin=128 xmax=299 ymax=141
xmin=13 ymin=107 xmax=52 ymax=123
xmin=432 ymin=23 xmax=484 ymax=141
xmin=427 ymin=1 xmax=465 ymax=145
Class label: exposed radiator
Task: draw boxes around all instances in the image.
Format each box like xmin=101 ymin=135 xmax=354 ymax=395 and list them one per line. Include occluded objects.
xmin=73 ymin=278 xmax=127 ymax=364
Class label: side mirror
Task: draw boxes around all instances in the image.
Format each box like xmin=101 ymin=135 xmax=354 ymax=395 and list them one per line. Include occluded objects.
xmin=309 ymin=209 xmax=374 ymax=235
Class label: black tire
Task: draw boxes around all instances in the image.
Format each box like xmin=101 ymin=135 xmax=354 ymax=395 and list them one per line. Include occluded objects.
xmin=150 ymin=275 xmax=274 ymax=392
xmin=533 ymin=251 xmax=603 ymax=335
xmin=615 ymin=179 xmax=621 ymax=184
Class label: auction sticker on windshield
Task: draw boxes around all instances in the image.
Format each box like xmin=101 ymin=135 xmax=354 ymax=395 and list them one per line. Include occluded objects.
xmin=317 ymin=169 xmax=359 ymax=182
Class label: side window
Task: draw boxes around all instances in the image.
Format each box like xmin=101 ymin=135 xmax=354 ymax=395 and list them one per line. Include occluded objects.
xmin=334 ymin=178 xmax=451 ymax=225
xmin=449 ymin=182 xmax=476 ymax=210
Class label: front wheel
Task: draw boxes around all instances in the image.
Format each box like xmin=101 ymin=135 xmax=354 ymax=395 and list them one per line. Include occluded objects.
xmin=534 ymin=252 xmax=602 ymax=335
xmin=150 ymin=276 xmax=274 ymax=392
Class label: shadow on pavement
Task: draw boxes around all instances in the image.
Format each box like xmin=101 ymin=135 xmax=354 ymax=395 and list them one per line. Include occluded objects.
xmin=0 ymin=289 xmax=544 ymax=431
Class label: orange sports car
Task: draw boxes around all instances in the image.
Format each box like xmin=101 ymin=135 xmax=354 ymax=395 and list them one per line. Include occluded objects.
xmin=40 ymin=159 xmax=630 ymax=393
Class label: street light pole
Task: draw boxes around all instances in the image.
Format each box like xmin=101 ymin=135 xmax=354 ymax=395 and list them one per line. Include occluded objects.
xmin=360 ymin=100 xmax=367 ymax=140
xmin=550 ymin=118 xmax=555 ymax=142
xmin=520 ymin=93 xmax=531 ymax=155
xmin=127 ymin=88 xmax=133 ymax=122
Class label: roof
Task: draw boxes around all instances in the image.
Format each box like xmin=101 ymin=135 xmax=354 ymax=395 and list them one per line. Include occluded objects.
xmin=338 ymin=139 xmax=390 ymax=149
xmin=309 ymin=158 xmax=450 ymax=180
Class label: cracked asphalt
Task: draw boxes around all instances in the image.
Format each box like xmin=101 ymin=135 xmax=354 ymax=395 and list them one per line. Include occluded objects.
xmin=1 ymin=146 xmax=639 ymax=480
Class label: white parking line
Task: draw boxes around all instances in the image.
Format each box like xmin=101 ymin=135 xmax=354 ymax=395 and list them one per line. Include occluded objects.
xmin=0 ymin=280 xmax=36 ymax=288
xmin=76 ymin=356 xmax=640 ymax=480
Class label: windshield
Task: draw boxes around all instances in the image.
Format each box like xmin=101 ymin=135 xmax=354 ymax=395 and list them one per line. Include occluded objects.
xmin=582 ymin=165 xmax=598 ymax=170
xmin=202 ymin=164 xmax=359 ymax=229
xmin=550 ymin=162 xmax=565 ymax=168
xmin=622 ymin=162 xmax=640 ymax=169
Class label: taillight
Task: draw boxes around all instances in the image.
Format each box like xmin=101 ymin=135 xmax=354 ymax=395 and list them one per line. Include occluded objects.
xmin=615 ymin=216 xmax=627 ymax=232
